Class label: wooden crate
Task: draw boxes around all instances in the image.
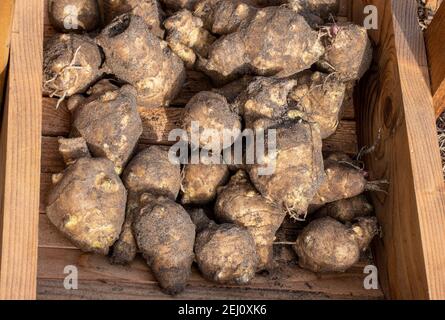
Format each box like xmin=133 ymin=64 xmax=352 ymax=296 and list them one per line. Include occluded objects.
xmin=0 ymin=0 xmax=444 ymax=300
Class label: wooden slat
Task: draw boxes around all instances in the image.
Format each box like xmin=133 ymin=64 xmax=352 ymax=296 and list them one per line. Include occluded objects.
xmin=36 ymin=245 xmax=383 ymax=300
xmin=0 ymin=0 xmax=15 ymax=108
xmin=425 ymin=2 xmax=445 ymax=117
xmin=42 ymin=97 xmax=358 ymax=160
xmin=40 ymin=118 xmax=358 ymax=175
xmin=0 ymin=0 xmax=42 ymax=299
xmin=353 ymin=0 xmax=445 ymax=300
xmin=37 ymin=279 xmax=338 ymax=300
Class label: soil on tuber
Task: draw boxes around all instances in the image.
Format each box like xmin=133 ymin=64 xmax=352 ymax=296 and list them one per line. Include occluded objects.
xmin=288 ymin=71 xmax=346 ymax=139
xmin=48 ymin=0 xmax=101 ymax=33
xmin=46 ymin=157 xmax=127 ymax=255
xmin=164 ymin=9 xmax=216 ymax=68
xmin=294 ymin=216 xmax=379 ymax=272
xmin=194 ymin=0 xmax=258 ymax=35
xmin=317 ymin=23 xmax=372 ymax=81
xmin=234 ymin=77 xmax=297 ymax=131
xmin=198 ymin=6 xmax=324 ymax=84
xmin=311 ymin=153 xmax=387 ymax=208
xmin=43 ymin=34 xmax=103 ymax=103
xmin=102 ymin=0 xmax=165 ymax=38
xmin=215 ymin=170 xmax=285 ymax=270
xmin=97 ymin=14 xmax=186 ymax=107
xmin=182 ymin=91 xmax=242 ymax=150
xmin=69 ymin=80 xmax=143 ymax=174
xmin=190 ymin=208 xmax=258 ymax=284
xmin=58 ymin=136 xmax=91 ymax=166
xmin=181 ymin=159 xmax=230 ymax=205
xmin=248 ymin=120 xmax=326 ymax=220
xmin=314 ymin=194 xmax=374 ymax=223
xmin=133 ymin=193 xmax=196 ymax=295
xmin=111 ymin=146 xmax=182 ymax=265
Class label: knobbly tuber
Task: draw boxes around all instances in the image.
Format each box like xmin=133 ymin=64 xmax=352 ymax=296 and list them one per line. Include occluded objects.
xmin=69 ymin=80 xmax=143 ymax=174
xmin=311 ymin=153 xmax=386 ymax=208
xmin=198 ymin=6 xmax=324 ymax=84
xmin=97 ymin=14 xmax=186 ymax=107
xmin=234 ymin=77 xmax=297 ymax=131
xmin=182 ymin=91 xmax=242 ymax=150
xmin=317 ymin=23 xmax=372 ymax=81
xmin=102 ymin=0 xmax=165 ymax=38
xmin=164 ymin=9 xmax=216 ymax=68
xmin=294 ymin=216 xmax=378 ymax=272
xmin=122 ymin=146 xmax=182 ymax=200
xmin=133 ymin=193 xmax=195 ymax=295
xmin=288 ymin=71 xmax=346 ymax=139
xmin=181 ymin=160 xmax=230 ymax=205
xmin=111 ymin=146 xmax=182 ymax=265
xmin=194 ymin=0 xmax=258 ymax=35
xmin=315 ymin=194 xmax=374 ymax=223
xmin=58 ymin=136 xmax=91 ymax=166
xmin=48 ymin=0 xmax=101 ymax=33
xmin=215 ymin=171 xmax=285 ymax=270
xmin=47 ymin=157 xmax=127 ymax=255
xmin=43 ymin=34 xmax=102 ymax=101
xmin=248 ymin=120 xmax=326 ymax=219
xmin=190 ymin=208 xmax=258 ymax=284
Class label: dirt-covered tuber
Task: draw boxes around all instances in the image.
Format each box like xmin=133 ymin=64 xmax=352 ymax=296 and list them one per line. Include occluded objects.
xmin=311 ymin=153 xmax=386 ymax=208
xmin=315 ymin=194 xmax=374 ymax=223
xmin=317 ymin=23 xmax=372 ymax=81
xmin=111 ymin=146 xmax=181 ymax=265
xmin=288 ymin=71 xmax=346 ymax=139
xmin=102 ymin=0 xmax=165 ymax=38
xmin=194 ymin=0 xmax=258 ymax=35
xmin=198 ymin=6 xmax=324 ymax=84
xmin=182 ymin=91 xmax=242 ymax=150
xmin=248 ymin=120 xmax=326 ymax=219
xmin=43 ymin=34 xmax=102 ymax=101
xmin=69 ymin=80 xmax=143 ymax=174
xmin=235 ymin=77 xmax=297 ymax=131
xmin=215 ymin=171 xmax=285 ymax=270
xmin=181 ymin=160 xmax=230 ymax=205
xmin=58 ymin=136 xmax=91 ymax=166
xmin=97 ymin=14 xmax=186 ymax=107
xmin=48 ymin=0 xmax=101 ymax=33
xmin=46 ymin=157 xmax=127 ymax=255
xmin=190 ymin=208 xmax=258 ymax=284
xmin=133 ymin=193 xmax=195 ymax=295
xmin=294 ymin=216 xmax=378 ymax=272
xmin=164 ymin=9 xmax=216 ymax=68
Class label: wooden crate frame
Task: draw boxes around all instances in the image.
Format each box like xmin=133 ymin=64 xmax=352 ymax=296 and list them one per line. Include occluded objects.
xmin=0 ymin=0 xmax=444 ymax=300
xmin=425 ymin=1 xmax=445 ymax=118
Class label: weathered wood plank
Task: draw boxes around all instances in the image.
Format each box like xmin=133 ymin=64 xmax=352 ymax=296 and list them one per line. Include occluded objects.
xmin=0 ymin=0 xmax=42 ymax=300
xmin=0 ymin=0 xmax=15 ymax=109
xmin=353 ymin=0 xmax=445 ymax=300
xmin=425 ymin=2 xmax=445 ymax=117
xmin=40 ymin=117 xmax=358 ymax=175
xmin=37 ymin=278 xmax=366 ymax=300
xmin=37 ymin=246 xmax=383 ymax=300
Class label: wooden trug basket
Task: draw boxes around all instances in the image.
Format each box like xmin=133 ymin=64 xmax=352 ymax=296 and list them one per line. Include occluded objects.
xmin=0 ymin=0 xmax=444 ymax=300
